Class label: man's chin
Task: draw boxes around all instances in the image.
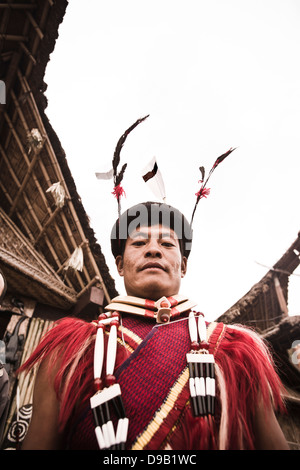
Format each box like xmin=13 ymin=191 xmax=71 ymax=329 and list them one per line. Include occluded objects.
xmin=127 ymin=282 xmax=178 ymax=301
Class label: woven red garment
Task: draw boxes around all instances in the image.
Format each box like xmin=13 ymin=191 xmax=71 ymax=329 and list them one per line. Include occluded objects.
xmin=65 ymin=314 xmax=192 ymax=449
xmin=116 ymin=318 xmax=191 ymax=448
xmin=120 ymin=313 xmax=154 ymax=344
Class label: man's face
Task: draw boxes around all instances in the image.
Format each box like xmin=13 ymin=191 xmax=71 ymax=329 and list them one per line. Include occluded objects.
xmin=115 ymin=224 xmax=187 ymax=300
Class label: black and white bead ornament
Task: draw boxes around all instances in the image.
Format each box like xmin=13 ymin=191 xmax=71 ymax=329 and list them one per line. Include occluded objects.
xmin=90 ymin=311 xmax=128 ymax=450
xmin=186 ymin=311 xmax=216 ymax=418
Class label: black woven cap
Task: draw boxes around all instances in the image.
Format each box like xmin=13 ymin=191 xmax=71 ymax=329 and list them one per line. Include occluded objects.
xmin=110 ymin=202 xmax=193 ymax=258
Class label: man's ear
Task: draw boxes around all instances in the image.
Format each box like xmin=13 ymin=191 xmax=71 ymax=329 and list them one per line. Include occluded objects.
xmin=181 ymin=256 xmax=187 ymax=278
xmin=115 ymin=255 xmax=124 ymax=276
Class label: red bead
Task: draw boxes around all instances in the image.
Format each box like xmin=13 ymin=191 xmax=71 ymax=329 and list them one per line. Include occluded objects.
xmin=160 ymin=300 xmax=169 ymax=308
xmin=105 ymin=374 xmax=116 ymax=386
xmin=98 ymin=313 xmax=107 ymax=320
xmin=110 ymin=319 xmax=119 ymax=328
xmin=191 ymin=341 xmax=200 ymax=351
xmin=160 ymin=313 xmax=170 ymax=322
xmin=94 ymin=378 xmax=102 ymax=392
xmin=200 ymin=340 xmax=209 ymax=350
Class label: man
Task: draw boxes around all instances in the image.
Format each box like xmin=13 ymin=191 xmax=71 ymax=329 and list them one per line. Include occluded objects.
xmin=20 ymin=202 xmax=289 ymax=450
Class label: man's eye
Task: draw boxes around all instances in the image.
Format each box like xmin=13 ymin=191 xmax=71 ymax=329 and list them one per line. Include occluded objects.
xmin=132 ymin=241 xmax=146 ymax=246
xmin=161 ymin=241 xmax=175 ymax=247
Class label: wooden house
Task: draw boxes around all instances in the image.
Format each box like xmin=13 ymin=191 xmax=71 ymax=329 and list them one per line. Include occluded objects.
xmin=0 ymin=0 xmax=118 ymax=449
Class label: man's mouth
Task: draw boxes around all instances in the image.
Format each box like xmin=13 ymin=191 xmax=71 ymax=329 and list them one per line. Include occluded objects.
xmin=140 ymin=262 xmax=165 ymax=271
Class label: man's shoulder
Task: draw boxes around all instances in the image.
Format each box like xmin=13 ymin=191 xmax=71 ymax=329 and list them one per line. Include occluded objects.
xmin=213 ymin=321 xmax=271 ymax=359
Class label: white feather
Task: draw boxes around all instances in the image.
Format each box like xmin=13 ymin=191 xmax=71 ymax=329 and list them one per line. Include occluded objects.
xmin=142 ymin=157 xmax=166 ymax=201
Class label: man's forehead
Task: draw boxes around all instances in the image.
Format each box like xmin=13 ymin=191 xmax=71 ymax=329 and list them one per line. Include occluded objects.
xmin=129 ymin=224 xmax=178 ymax=239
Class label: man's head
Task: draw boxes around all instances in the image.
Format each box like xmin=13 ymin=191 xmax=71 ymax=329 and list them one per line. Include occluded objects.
xmin=111 ymin=202 xmax=192 ymax=300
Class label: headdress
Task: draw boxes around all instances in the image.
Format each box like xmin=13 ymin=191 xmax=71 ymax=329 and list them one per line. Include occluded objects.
xmin=91 ymin=116 xmax=237 ymax=450
xmin=96 ymin=115 xmax=236 ymax=258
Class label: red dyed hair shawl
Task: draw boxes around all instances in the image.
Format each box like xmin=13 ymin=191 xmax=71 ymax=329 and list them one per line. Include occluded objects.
xmin=19 ymin=315 xmax=285 ymax=450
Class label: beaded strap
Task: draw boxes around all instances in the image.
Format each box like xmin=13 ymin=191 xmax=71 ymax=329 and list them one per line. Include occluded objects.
xmin=90 ymin=311 xmax=128 ymax=450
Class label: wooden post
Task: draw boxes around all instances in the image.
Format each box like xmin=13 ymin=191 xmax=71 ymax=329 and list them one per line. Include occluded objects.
xmin=274 ymin=276 xmax=289 ymax=316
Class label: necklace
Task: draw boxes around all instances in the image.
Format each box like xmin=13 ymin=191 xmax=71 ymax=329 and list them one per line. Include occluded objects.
xmin=105 ymin=294 xmax=197 ymax=323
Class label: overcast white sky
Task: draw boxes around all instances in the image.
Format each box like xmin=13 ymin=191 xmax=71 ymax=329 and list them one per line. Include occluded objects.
xmin=45 ymin=0 xmax=300 ymax=321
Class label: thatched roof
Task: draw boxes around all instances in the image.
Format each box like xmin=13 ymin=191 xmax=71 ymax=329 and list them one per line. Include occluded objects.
xmin=0 ymin=0 xmax=118 ymax=312
xmin=217 ymin=232 xmax=300 ymax=331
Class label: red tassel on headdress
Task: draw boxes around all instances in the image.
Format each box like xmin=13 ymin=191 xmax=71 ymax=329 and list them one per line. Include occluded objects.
xmin=195 ymin=185 xmax=210 ymax=200
xmin=112 ymin=184 xmax=126 ymax=200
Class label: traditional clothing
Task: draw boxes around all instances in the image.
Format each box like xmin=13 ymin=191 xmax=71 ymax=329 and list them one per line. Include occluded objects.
xmin=19 ymin=296 xmax=285 ymax=450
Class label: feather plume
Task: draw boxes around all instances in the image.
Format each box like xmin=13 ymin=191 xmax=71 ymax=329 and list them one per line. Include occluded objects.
xmin=95 ymin=168 xmax=114 ymax=180
xmin=190 ymin=147 xmax=236 ymax=226
xmin=142 ymin=157 xmax=166 ymax=201
xmin=115 ymin=163 xmax=127 ymax=187
xmin=199 ymin=166 xmax=205 ymax=182
xmin=95 ymin=115 xmax=149 ymax=217
xmin=112 ymin=115 xmax=149 ymax=216
xmin=112 ymin=115 xmax=149 ymax=175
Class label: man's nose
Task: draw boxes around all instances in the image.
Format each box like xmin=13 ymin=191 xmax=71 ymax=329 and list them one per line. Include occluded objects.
xmin=145 ymin=240 xmax=162 ymax=257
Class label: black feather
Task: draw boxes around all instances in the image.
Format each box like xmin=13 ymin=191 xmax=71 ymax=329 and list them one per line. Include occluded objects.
xmin=112 ymin=115 xmax=149 ymax=179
